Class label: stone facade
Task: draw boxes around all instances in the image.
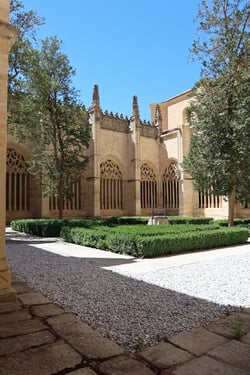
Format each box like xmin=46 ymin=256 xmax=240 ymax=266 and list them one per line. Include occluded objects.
xmin=6 ymin=85 xmax=250 ymax=222
xmin=0 ymin=0 xmax=18 ymax=301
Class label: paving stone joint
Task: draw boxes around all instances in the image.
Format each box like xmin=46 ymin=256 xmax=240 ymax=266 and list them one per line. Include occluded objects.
xmin=0 ymin=281 xmax=249 ymax=374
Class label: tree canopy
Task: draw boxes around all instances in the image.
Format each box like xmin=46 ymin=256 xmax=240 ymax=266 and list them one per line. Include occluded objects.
xmin=184 ymin=0 xmax=250 ymax=225
xmin=8 ymin=1 xmax=90 ymax=218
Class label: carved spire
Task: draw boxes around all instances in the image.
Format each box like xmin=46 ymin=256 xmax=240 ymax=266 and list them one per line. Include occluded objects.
xmin=132 ymin=95 xmax=140 ymax=119
xmin=154 ymin=104 xmax=162 ymax=131
xmin=155 ymin=104 xmax=162 ymax=124
xmin=92 ymin=84 xmax=100 ymax=107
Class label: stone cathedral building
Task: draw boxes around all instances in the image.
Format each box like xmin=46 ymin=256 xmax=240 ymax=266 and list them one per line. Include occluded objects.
xmin=6 ymin=85 xmax=250 ymax=223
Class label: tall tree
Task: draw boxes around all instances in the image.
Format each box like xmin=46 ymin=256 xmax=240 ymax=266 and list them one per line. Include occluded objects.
xmin=184 ymin=0 xmax=250 ymax=226
xmin=8 ymin=0 xmax=44 ymax=133
xmin=9 ymin=0 xmax=44 ymax=91
xmin=12 ymin=36 xmax=90 ymax=219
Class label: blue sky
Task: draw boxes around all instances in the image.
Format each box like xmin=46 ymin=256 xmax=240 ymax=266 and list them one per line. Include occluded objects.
xmin=22 ymin=0 xmax=202 ymax=120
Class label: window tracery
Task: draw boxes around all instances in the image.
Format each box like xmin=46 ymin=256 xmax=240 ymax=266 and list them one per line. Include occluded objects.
xmin=162 ymin=161 xmax=180 ymax=209
xmin=100 ymin=160 xmax=123 ymax=210
xmin=140 ymin=163 xmax=157 ymax=209
xmin=6 ymin=148 xmax=30 ymax=211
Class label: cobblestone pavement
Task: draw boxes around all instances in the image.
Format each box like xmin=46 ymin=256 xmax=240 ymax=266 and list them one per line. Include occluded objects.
xmin=0 ymin=280 xmax=249 ymax=375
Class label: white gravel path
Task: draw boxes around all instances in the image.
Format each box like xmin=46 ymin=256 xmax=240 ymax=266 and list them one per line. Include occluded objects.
xmin=6 ymin=229 xmax=249 ymax=352
xmin=104 ymin=250 xmax=250 ymax=308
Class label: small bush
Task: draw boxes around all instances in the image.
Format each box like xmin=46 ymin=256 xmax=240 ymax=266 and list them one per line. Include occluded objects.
xmin=168 ymin=216 xmax=214 ymax=225
xmin=11 ymin=219 xmax=63 ymax=237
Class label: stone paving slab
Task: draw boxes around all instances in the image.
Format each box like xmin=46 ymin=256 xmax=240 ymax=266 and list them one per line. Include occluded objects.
xmin=0 ymin=318 xmax=47 ymax=338
xmin=99 ymin=355 xmax=155 ymax=375
xmin=66 ymin=334 xmax=124 ymax=360
xmin=168 ymin=355 xmax=250 ymax=375
xmin=0 ymin=301 xmax=21 ymax=313
xmin=18 ymin=292 xmax=51 ymax=306
xmin=207 ymin=339 xmax=250 ymax=370
xmin=30 ymin=303 xmax=64 ymax=317
xmin=47 ymin=314 xmax=99 ymax=337
xmin=207 ymin=312 xmax=250 ymax=338
xmin=67 ymin=367 xmax=98 ymax=374
xmin=0 ymin=309 xmax=31 ymax=324
xmin=0 ymin=339 xmax=82 ymax=375
xmin=168 ymin=327 xmax=229 ymax=356
xmin=0 ymin=330 xmax=56 ymax=355
xmin=241 ymin=332 xmax=250 ymax=345
xmin=47 ymin=313 xmax=124 ymax=359
xmin=137 ymin=341 xmax=193 ymax=369
xmin=12 ymin=281 xmax=33 ymax=294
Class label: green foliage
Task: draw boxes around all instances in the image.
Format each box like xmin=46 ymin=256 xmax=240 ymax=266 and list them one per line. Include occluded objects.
xmin=216 ymin=218 xmax=250 ymax=227
xmin=231 ymin=318 xmax=246 ymax=340
xmin=60 ymin=223 xmax=248 ymax=257
xmin=168 ymin=216 xmax=213 ymax=225
xmin=184 ymin=0 xmax=250 ymax=225
xmin=11 ymin=219 xmax=63 ymax=237
xmin=9 ymin=0 xmax=44 ymax=96
xmin=9 ymin=3 xmax=90 ymax=219
xmin=103 ymin=216 xmax=148 ymax=226
xmin=11 ymin=217 xmax=249 ymax=258
xmin=10 ymin=217 xmax=148 ymax=237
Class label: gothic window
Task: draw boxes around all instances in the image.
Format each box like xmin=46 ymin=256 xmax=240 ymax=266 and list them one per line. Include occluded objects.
xmin=100 ymin=160 xmax=123 ymax=210
xmin=6 ymin=148 xmax=30 ymax=211
xmin=49 ymin=179 xmax=82 ymax=210
xmin=140 ymin=163 xmax=157 ymax=209
xmin=197 ymin=189 xmax=222 ymax=208
xmin=162 ymin=161 xmax=180 ymax=209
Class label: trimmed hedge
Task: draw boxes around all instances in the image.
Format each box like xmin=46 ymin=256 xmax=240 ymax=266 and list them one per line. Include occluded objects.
xmin=109 ymin=227 xmax=249 ymax=257
xmin=168 ymin=216 xmax=214 ymax=225
xmin=61 ymin=225 xmax=249 ymax=257
xmin=216 ymin=218 xmax=250 ymax=227
xmin=10 ymin=217 xmax=249 ymax=258
xmin=10 ymin=216 xmax=218 ymax=237
xmin=10 ymin=217 xmax=148 ymax=237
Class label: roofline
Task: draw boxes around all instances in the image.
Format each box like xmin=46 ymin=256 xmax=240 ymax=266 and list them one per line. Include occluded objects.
xmin=150 ymin=89 xmax=192 ymax=107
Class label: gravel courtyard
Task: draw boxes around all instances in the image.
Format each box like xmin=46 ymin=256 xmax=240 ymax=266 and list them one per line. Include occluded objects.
xmin=6 ymin=230 xmax=250 ymax=352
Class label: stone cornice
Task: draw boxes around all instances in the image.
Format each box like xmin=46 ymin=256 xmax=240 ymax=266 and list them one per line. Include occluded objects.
xmin=0 ymin=21 xmax=18 ymax=50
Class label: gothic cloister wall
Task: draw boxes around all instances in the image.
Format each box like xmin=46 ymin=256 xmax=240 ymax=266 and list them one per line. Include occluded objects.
xmin=5 ymin=84 xmax=250 ymax=222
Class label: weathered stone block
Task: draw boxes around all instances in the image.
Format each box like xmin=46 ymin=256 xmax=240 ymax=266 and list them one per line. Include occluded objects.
xmin=0 ymin=340 xmax=82 ymax=375
xmin=169 ymin=355 xmax=249 ymax=375
xmin=137 ymin=341 xmax=193 ymax=369
xmin=18 ymin=292 xmax=50 ymax=306
xmin=168 ymin=328 xmax=228 ymax=356
xmin=99 ymin=355 xmax=155 ymax=375
xmin=0 ymin=330 xmax=56 ymax=355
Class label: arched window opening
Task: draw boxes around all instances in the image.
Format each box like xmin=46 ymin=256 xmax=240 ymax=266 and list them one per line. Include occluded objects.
xmin=100 ymin=160 xmax=123 ymax=210
xmin=140 ymin=163 xmax=157 ymax=209
xmin=162 ymin=161 xmax=180 ymax=209
xmin=197 ymin=189 xmax=222 ymax=208
xmin=49 ymin=179 xmax=82 ymax=210
xmin=6 ymin=148 xmax=30 ymax=211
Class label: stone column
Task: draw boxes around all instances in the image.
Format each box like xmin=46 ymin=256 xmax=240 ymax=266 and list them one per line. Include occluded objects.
xmin=126 ymin=96 xmax=141 ymax=216
xmin=0 ymin=0 xmax=18 ymax=302
xmin=87 ymin=85 xmax=101 ymax=217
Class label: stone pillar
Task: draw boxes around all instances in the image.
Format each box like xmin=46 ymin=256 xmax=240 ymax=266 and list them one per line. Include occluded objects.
xmin=87 ymin=85 xmax=101 ymax=217
xmin=0 ymin=0 xmax=18 ymax=302
xmin=179 ymin=124 xmax=194 ymax=216
xmin=127 ymin=96 xmax=141 ymax=216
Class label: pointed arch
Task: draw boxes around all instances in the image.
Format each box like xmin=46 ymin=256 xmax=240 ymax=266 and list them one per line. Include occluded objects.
xmin=140 ymin=162 xmax=157 ymax=209
xmin=100 ymin=159 xmax=123 ymax=210
xmin=6 ymin=148 xmax=30 ymax=211
xmin=161 ymin=160 xmax=180 ymax=209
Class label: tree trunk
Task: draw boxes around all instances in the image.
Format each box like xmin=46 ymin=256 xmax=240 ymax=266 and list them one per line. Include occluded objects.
xmin=228 ymin=186 xmax=236 ymax=227
xmin=58 ymin=181 xmax=64 ymax=219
